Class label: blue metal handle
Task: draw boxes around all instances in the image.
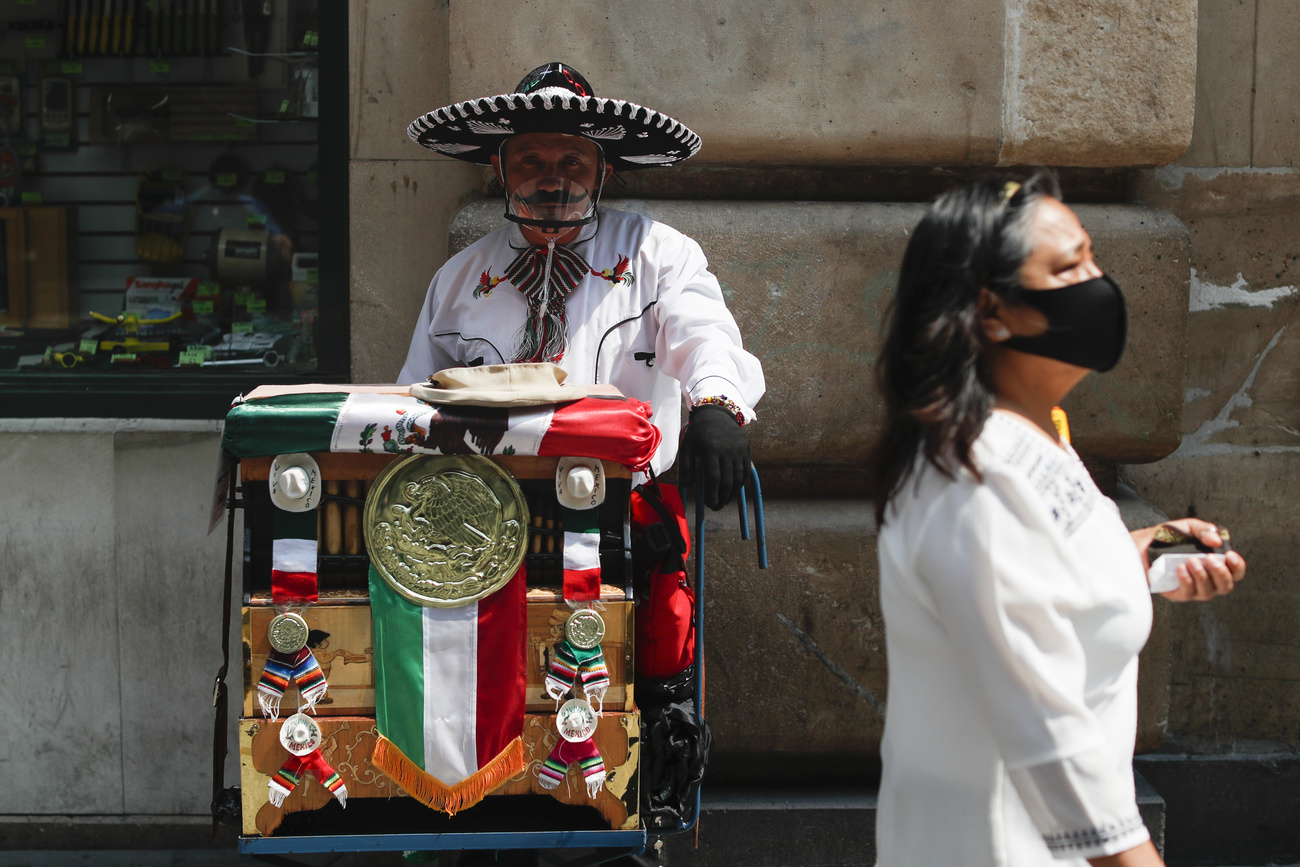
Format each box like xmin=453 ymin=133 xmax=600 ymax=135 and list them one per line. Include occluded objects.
xmin=733 ymin=468 xmax=768 ymax=566
xmin=749 ymin=466 xmax=768 ymax=570
xmin=694 ymin=482 xmax=706 ymax=722
xmin=672 ymin=470 xmax=769 ymax=835
xmin=682 ymin=482 xmax=707 ymax=832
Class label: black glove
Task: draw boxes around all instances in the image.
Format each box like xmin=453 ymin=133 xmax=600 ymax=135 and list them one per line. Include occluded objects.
xmin=678 ymin=403 xmax=750 ymax=510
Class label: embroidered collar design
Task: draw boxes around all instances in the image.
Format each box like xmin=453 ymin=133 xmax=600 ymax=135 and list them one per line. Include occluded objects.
xmin=475 ymin=270 xmax=504 ymax=298
xmin=504 ymin=242 xmax=592 ymax=362
xmin=591 ymin=254 xmax=634 ymax=288
xmin=988 ymin=412 xmax=1097 ymax=535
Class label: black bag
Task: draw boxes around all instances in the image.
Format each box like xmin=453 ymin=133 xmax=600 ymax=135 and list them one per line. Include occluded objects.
xmin=631 ymin=477 xmax=713 ymax=830
xmin=638 ymin=664 xmax=712 ymax=829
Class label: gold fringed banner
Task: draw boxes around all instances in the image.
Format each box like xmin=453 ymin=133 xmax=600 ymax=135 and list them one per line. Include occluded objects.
xmin=373 ymin=735 xmax=524 ymax=815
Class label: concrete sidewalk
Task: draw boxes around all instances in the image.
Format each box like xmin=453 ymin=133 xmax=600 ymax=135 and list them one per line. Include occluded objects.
xmin=2 ymin=853 xmax=1299 ymax=867
xmin=0 ymin=854 xmax=414 ymax=867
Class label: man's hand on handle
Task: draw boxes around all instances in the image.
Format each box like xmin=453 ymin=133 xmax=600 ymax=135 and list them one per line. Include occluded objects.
xmin=678 ymin=403 xmax=751 ymax=511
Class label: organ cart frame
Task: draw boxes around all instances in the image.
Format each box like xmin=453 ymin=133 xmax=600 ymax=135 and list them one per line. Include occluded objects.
xmin=210 ymin=387 xmax=766 ymax=866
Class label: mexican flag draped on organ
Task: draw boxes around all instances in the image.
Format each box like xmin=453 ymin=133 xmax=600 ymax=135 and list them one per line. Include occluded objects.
xmin=362 ymin=451 xmax=534 ymax=814
xmin=222 ymin=384 xmax=661 ymax=469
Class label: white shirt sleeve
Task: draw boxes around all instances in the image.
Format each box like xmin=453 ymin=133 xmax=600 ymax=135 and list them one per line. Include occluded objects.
xmin=644 ymin=228 xmax=765 ymax=421
xmin=1010 ymin=749 xmax=1150 ymax=860
xmin=913 ymin=475 xmax=1147 ymax=857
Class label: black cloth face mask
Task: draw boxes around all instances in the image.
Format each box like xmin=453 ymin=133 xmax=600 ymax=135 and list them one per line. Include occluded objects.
xmin=1001 ymin=274 xmax=1128 ymax=372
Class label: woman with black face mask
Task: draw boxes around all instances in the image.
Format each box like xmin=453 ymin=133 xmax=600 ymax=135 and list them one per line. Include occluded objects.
xmin=869 ymin=174 xmax=1246 ymax=867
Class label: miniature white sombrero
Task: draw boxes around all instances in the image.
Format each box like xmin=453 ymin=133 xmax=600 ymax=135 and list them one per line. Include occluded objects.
xmin=407 ymin=62 xmax=701 ymax=171
xmin=279 ymin=712 xmax=323 ymax=756
xmin=269 ymin=453 xmax=323 ymax=512
xmin=556 ymin=456 xmax=606 ymax=510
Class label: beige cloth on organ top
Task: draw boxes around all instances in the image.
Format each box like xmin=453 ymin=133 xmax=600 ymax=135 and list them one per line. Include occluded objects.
xmin=409 ymin=362 xmax=590 ymax=407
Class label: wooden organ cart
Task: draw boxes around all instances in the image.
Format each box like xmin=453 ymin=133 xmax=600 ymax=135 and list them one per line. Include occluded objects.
xmin=211 ymin=382 xmax=764 ymax=863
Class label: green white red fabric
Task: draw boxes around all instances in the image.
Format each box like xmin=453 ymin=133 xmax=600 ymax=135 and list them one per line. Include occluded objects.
xmin=223 ymin=390 xmax=662 ymax=473
xmin=537 ymin=737 xmax=606 ymax=799
xmin=367 ymin=564 xmax=527 ymax=814
xmin=272 ymin=510 xmax=318 ymax=605
xmin=561 ymin=505 xmax=601 ymax=600
xmin=545 ymin=639 xmax=610 ymax=714
xmin=257 ymin=646 xmax=328 ymax=720
xmin=268 ymin=750 xmax=348 ymax=808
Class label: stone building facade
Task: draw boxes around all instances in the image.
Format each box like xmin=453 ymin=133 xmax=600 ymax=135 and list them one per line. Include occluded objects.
xmin=2 ymin=0 xmax=1296 ymax=860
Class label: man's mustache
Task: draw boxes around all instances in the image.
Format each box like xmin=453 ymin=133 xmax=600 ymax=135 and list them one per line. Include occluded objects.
xmin=514 ymin=186 xmax=592 ymax=207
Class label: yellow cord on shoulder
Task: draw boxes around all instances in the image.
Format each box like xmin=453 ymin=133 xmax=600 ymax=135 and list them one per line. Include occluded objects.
xmin=1050 ymin=406 xmax=1071 ymax=445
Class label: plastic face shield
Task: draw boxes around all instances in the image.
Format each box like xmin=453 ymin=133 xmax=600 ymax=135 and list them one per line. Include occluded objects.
xmin=499 ymin=136 xmax=606 ymax=233
xmin=506 ymin=176 xmax=598 ymax=230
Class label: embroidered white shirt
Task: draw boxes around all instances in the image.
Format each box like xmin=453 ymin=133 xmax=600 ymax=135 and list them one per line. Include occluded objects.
xmin=876 ymin=411 xmax=1153 ymax=865
xmin=398 ymin=207 xmax=766 ymax=474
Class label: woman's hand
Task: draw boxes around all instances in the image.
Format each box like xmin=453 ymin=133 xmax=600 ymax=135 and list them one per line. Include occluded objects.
xmin=1130 ymin=518 xmax=1246 ymax=601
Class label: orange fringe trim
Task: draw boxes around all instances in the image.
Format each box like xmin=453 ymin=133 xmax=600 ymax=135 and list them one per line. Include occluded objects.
xmin=372 ymin=735 xmax=524 ymax=815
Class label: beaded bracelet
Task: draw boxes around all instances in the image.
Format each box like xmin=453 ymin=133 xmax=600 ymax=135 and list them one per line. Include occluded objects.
xmin=693 ymin=395 xmax=746 ymax=427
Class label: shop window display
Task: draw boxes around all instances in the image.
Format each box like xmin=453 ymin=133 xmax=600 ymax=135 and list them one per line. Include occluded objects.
xmin=0 ymin=0 xmax=346 ymax=416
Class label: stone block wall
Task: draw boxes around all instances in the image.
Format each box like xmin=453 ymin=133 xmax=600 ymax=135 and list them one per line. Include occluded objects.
xmin=348 ymin=1 xmax=482 ymax=381
xmin=1124 ymin=0 xmax=1300 ymax=752
xmin=0 ymin=424 xmax=235 ymax=817
xmin=447 ymin=0 xmax=1195 ymax=167
xmin=7 ymin=0 xmax=1293 ymax=839
xmin=350 ymin=0 xmax=1217 ymax=774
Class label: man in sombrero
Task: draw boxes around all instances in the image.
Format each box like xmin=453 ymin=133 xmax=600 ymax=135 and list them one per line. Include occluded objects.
xmin=398 ymin=62 xmax=764 ymax=510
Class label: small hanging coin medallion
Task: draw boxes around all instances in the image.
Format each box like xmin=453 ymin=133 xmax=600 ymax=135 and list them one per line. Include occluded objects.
xmin=268 ymin=612 xmax=310 ymax=654
xmin=565 ymin=608 xmax=606 ymax=650
xmin=279 ymin=712 xmax=322 ymax=756
xmin=557 ymin=698 xmax=598 ymax=743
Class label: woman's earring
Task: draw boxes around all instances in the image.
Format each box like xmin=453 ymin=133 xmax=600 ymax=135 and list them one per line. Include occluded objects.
xmin=992 ymin=325 xmax=1010 ymax=340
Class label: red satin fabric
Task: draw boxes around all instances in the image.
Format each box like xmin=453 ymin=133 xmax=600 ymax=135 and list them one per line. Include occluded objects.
xmin=540 ymin=397 xmax=662 ymax=471
xmin=474 ymin=565 xmax=527 ymax=768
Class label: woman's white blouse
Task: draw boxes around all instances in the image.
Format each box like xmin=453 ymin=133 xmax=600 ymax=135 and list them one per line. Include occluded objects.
xmin=876 ymin=411 xmax=1154 ymax=865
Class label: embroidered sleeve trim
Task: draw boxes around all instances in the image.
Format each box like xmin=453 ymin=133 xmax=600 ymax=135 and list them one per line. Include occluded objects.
xmin=1043 ymin=812 xmax=1147 ymax=855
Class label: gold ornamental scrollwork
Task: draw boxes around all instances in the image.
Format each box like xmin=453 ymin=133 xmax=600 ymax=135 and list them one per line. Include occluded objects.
xmin=364 ymin=455 xmax=528 ymax=608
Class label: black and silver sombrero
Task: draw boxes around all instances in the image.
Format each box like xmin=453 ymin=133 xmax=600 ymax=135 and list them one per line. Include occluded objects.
xmin=407 ymin=62 xmax=701 ymax=171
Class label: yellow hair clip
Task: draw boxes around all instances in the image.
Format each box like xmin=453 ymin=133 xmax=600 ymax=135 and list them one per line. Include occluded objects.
xmin=1000 ymin=181 xmax=1022 ymax=203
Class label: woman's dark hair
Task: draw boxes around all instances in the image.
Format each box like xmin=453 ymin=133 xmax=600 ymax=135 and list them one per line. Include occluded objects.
xmin=870 ymin=172 xmax=1061 ymax=526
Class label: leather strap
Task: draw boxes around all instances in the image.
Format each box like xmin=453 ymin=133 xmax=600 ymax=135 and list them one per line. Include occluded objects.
xmin=210 ymin=459 xmax=238 ymax=839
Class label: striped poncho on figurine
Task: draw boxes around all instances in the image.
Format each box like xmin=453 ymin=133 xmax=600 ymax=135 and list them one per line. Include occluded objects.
xmin=537 ymin=698 xmax=606 ymax=799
